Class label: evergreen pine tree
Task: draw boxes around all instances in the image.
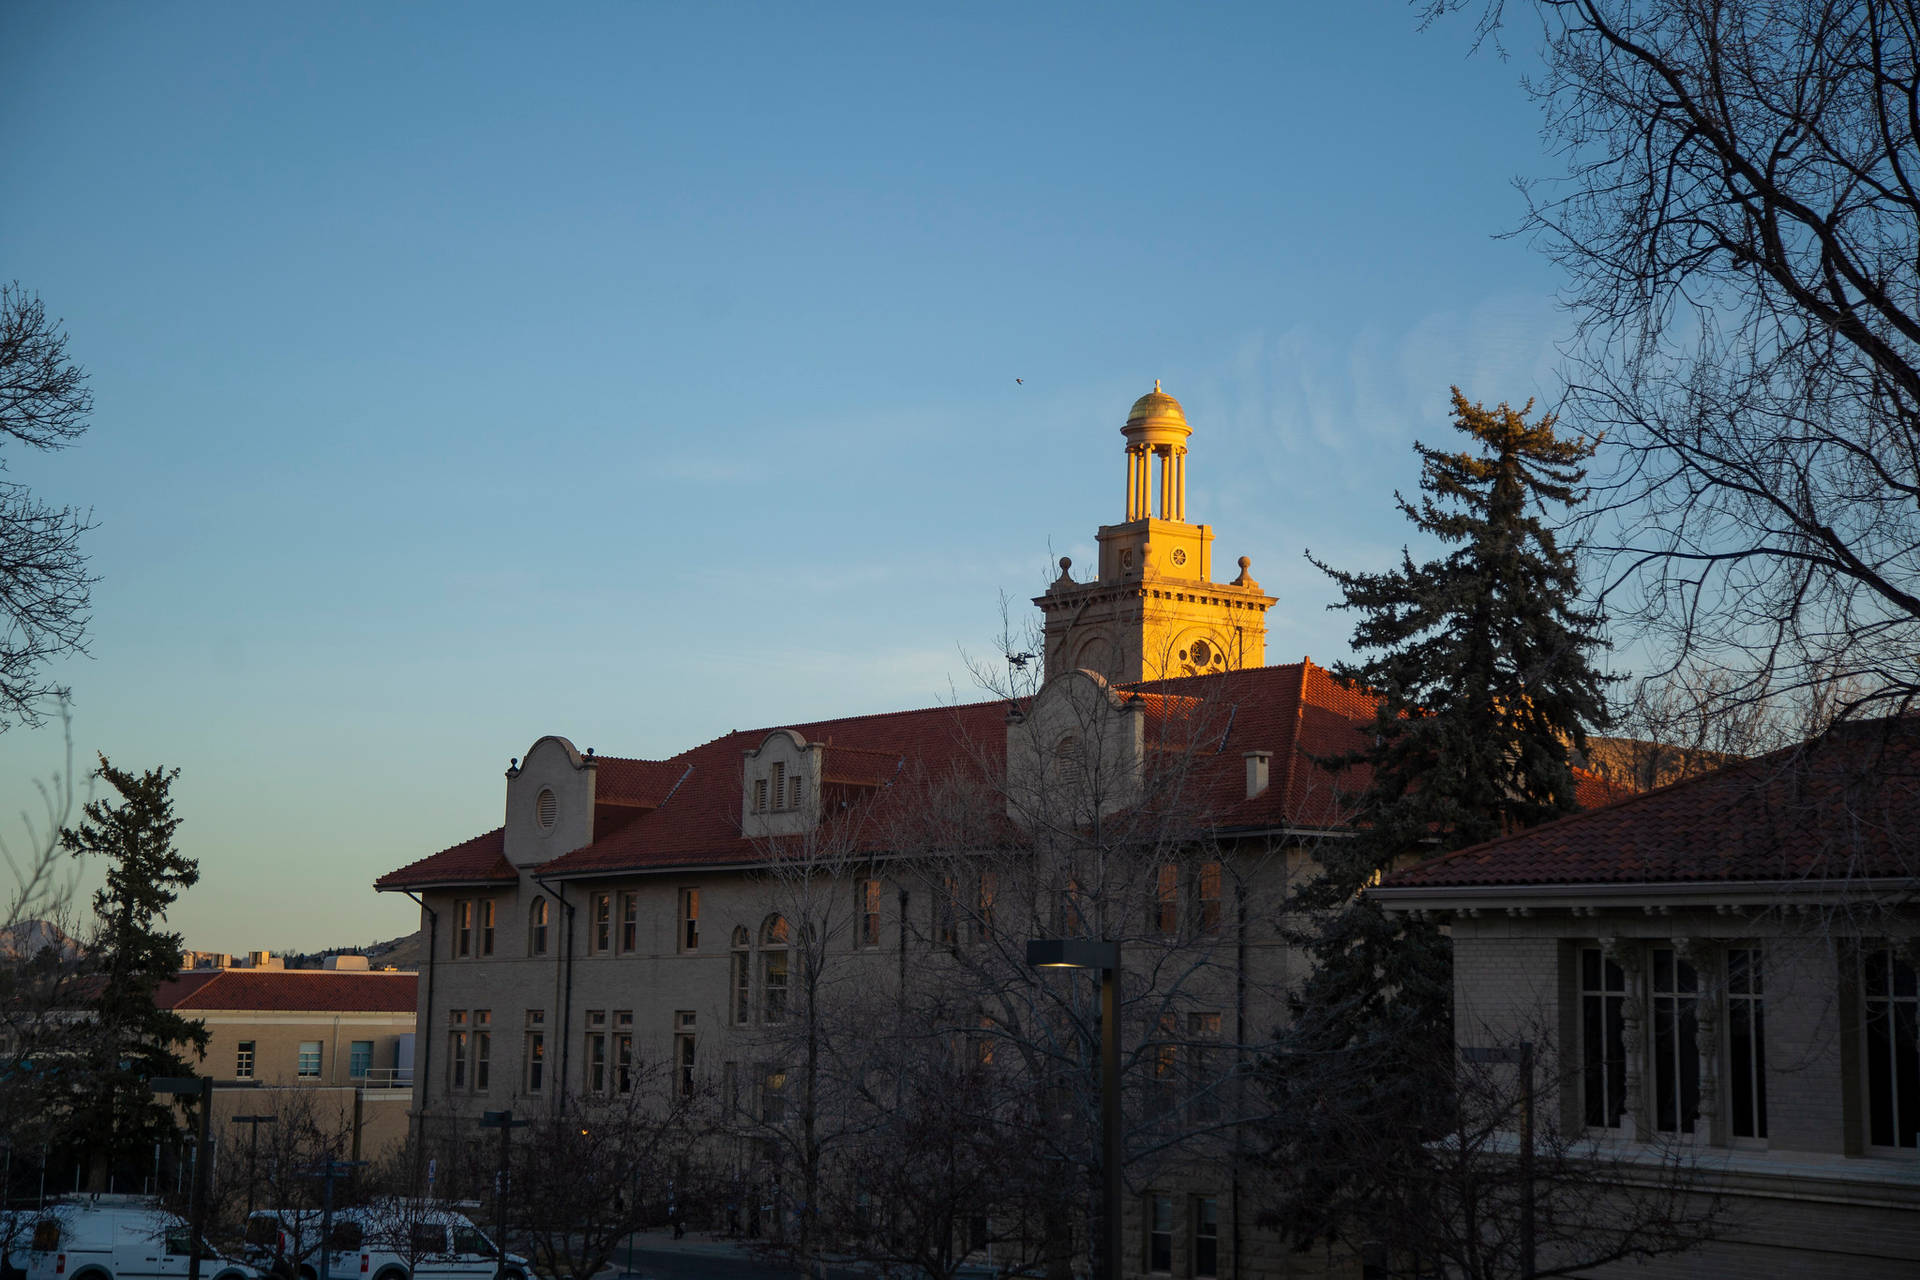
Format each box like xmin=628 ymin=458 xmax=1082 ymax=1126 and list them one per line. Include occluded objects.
xmin=1261 ymin=391 xmax=1611 ymax=1256
xmin=59 ymin=757 xmax=207 ymax=1190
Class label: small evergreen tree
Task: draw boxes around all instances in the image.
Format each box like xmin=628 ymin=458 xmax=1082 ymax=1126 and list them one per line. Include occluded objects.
xmin=1261 ymin=391 xmax=1611 ymax=1260
xmin=59 ymin=756 xmax=207 ymax=1190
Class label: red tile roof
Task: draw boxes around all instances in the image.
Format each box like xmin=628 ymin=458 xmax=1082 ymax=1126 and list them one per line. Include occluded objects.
xmin=156 ymin=969 xmax=418 ymax=1013
xmin=374 ymin=827 xmax=516 ymax=891
xmin=375 ymin=660 xmax=1634 ymax=889
xmin=1379 ymin=715 xmax=1920 ymax=891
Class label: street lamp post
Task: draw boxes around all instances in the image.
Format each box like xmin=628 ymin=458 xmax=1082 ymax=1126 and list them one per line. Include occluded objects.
xmin=1462 ymin=1041 xmax=1536 ymax=1280
xmin=152 ymin=1077 xmax=214 ymax=1280
xmin=294 ymin=1159 xmax=368 ymax=1280
xmin=232 ymin=1114 xmax=277 ymax=1225
xmin=477 ymin=1110 xmax=528 ymax=1280
xmin=1026 ymin=938 xmax=1122 ymax=1280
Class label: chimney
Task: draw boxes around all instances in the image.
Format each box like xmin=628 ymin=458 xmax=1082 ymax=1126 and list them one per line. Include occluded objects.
xmin=1244 ymin=750 xmax=1272 ymax=799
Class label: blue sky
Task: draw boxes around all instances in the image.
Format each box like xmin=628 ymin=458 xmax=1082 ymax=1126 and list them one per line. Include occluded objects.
xmin=1 ymin=2 xmax=1571 ymax=952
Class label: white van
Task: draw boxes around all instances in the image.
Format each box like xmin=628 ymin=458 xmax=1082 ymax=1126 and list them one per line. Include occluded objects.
xmin=245 ymin=1208 xmax=521 ymax=1280
xmin=21 ymin=1198 xmax=255 ymax=1280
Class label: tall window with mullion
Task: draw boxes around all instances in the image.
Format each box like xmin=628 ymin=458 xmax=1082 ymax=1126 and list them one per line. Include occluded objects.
xmin=1863 ymin=946 xmax=1919 ymax=1149
xmin=1727 ymin=947 xmax=1767 ymax=1140
xmin=1650 ymin=947 xmax=1699 ymax=1134
xmin=1580 ymin=947 xmax=1627 ymax=1128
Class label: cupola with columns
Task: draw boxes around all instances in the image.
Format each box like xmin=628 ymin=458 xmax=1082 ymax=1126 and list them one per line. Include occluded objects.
xmin=1034 ymin=383 xmax=1276 ymax=683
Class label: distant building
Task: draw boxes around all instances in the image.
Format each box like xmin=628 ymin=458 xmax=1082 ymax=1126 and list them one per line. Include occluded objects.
xmin=157 ymin=967 xmax=418 ymax=1162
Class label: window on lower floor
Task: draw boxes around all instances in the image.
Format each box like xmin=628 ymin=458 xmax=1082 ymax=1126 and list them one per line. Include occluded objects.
xmin=675 ymin=1010 xmax=696 ymax=1099
xmin=348 ymin=1040 xmax=373 ymax=1080
xmin=1650 ymin=947 xmax=1699 ymax=1134
xmin=1580 ymin=947 xmax=1627 ymax=1128
xmin=473 ymin=1011 xmax=492 ymax=1092
xmin=590 ymin=893 xmax=612 ymax=954
xmin=235 ymin=1040 xmax=255 ymax=1080
xmin=1863 ymin=946 xmax=1919 ymax=1150
xmin=525 ymin=1031 xmax=545 ymax=1094
xmin=679 ymin=888 xmax=700 ymax=952
xmin=731 ymin=929 xmax=752 ymax=1025
xmin=1188 ymin=1012 xmax=1221 ymax=1120
xmin=1145 ymin=1193 xmax=1173 ymax=1273
xmin=1727 ymin=947 xmax=1767 ymax=1140
xmin=857 ymin=879 xmax=881 ymax=948
xmin=297 ymin=1041 xmax=322 ymax=1079
xmin=586 ymin=1009 xmax=607 ymax=1094
xmin=1191 ymin=1196 xmax=1218 ymax=1278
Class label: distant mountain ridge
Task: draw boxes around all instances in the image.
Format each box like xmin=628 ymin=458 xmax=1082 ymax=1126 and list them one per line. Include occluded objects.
xmin=0 ymin=919 xmax=81 ymax=962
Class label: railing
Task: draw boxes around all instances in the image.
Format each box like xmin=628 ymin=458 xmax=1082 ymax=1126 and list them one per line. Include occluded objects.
xmin=357 ymin=1067 xmax=414 ymax=1090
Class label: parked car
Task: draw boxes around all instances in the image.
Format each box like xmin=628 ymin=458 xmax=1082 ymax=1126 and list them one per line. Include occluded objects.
xmin=244 ymin=1208 xmax=521 ymax=1280
xmin=20 ymin=1197 xmax=255 ymax=1280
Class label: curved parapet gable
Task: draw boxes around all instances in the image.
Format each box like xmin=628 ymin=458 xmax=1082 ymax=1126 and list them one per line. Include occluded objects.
xmin=1005 ymin=668 xmax=1146 ymax=826
xmin=742 ymin=728 xmax=823 ymax=839
xmin=504 ymin=734 xmax=597 ymax=868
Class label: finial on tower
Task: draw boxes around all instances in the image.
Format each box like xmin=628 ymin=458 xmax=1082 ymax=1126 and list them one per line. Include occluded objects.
xmin=1154 ymin=378 xmax=1161 ymax=392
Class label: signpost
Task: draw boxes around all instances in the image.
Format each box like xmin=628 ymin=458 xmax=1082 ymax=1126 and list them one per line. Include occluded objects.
xmin=295 ymin=1159 xmax=369 ymax=1280
xmin=477 ymin=1111 xmax=528 ymax=1280
xmin=151 ymin=1077 xmax=213 ymax=1280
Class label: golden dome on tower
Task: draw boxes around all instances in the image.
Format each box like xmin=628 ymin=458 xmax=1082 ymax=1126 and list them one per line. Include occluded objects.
xmin=1121 ymin=380 xmax=1191 ymax=445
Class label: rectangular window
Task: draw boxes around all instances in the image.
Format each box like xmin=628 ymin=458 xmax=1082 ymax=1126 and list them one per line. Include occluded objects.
xmin=619 ymin=891 xmax=639 ymax=953
xmin=525 ymin=1031 xmax=545 ymax=1093
xmin=1192 ymin=1196 xmax=1218 ymax=1277
xmin=586 ymin=1009 xmax=607 ymax=1094
xmin=298 ymin=1041 xmax=322 ymax=1079
xmin=858 ymin=880 xmax=881 ymax=947
xmin=480 ymin=899 xmax=496 ymax=956
xmin=1145 ymin=1193 xmax=1173 ymax=1273
xmin=1194 ymin=862 xmax=1222 ymax=937
xmin=1152 ymin=864 xmax=1179 ymax=936
xmin=753 ymin=778 xmax=768 ymax=812
xmin=448 ymin=1009 xmax=469 ymax=1091
xmin=732 ymin=945 xmax=751 ymax=1025
xmin=771 ymin=762 xmax=786 ymax=809
xmin=1863 ymin=946 xmax=1919 ymax=1149
xmin=761 ymin=1067 xmax=787 ymax=1125
xmin=1580 ymin=947 xmax=1627 ymax=1128
xmin=789 ymin=771 xmax=805 ymax=810
xmin=674 ymin=1010 xmax=697 ymax=1099
xmin=975 ymin=870 xmax=996 ymax=940
xmin=1727 ymin=947 xmax=1767 ymax=1140
xmin=590 ymin=893 xmax=612 ymax=954
xmin=348 ymin=1040 xmax=373 ymax=1080
xmin=935 ymin=874 xmax=959 ymax=948
xmin=235 ymin=1040 xmax=255 ymax=1080
xmin=473 ymin=1010 xmax=492 ymax=1092
xmin=456 ymin=900 xmax=473 ymax=958
xmin=614 ymin=1033 xmax=634 ymax=1094
xmin=1188 ymin=1012 xmax=1221 ymax=1120
xmin=679 ymin=888 xmax=700 ymax=952
xmin=1149 ymin=1012 xmax=1178 ymax=1118
xmin=1650 ymin=947 xmax=1699 ymax=1134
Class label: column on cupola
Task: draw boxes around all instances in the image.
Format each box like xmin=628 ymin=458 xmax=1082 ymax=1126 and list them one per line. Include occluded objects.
xmin=1175 ymin=447 xmax=1187 ymax=521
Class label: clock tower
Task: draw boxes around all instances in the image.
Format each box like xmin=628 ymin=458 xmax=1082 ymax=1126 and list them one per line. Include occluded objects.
xmin=1034 ymin=383 xmax=1275 ymax=683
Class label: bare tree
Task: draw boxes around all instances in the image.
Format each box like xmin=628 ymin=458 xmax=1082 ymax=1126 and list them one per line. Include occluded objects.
xmin=1424 ymin=0 xmax=1920 ymax=725
xmin=509 ymin=1071 xmax=711 ymax=1280
xmin=207 ymin=1091 xmax=360 ymax=1273
xmin=1265 ymin=1021 xmax=1723 ymax=1279
xmin=0 ymin=284 xmax=95 ymax=731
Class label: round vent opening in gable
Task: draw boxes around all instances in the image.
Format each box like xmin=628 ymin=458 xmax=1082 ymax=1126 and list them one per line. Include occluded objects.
xmin=536 ymin=788 xmax=558 ymax=832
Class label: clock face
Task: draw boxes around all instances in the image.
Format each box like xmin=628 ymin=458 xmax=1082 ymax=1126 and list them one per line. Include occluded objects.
xmin=1172 ymin=548 xmax=1188 ymax=566
xmin=1120 ymin=548 xmax=1135 ymax=570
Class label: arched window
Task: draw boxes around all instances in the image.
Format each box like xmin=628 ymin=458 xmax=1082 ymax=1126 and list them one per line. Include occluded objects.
xmin=731 ymin=926 xmax=751 ymax=1026
xmin=528 ymin=896 xmax=549 ymax=956
xmin=761 ymin=914 xmax=789 ymax=1023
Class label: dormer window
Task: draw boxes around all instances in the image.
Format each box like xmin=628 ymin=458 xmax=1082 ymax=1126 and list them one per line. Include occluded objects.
xmin=753 ymin=778 xmax=769 ymax=813
xmin=771 ymin=763 xmax=787 ymax=810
